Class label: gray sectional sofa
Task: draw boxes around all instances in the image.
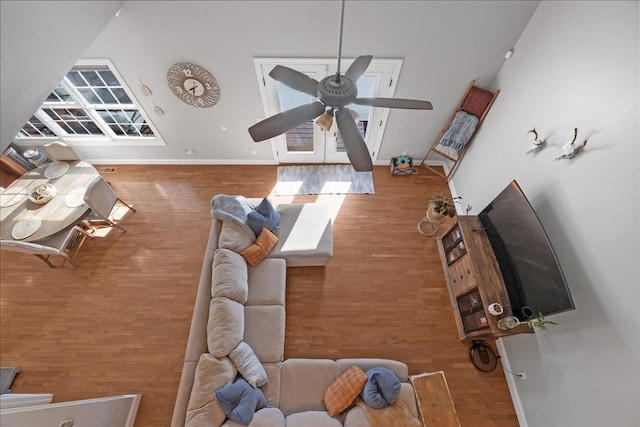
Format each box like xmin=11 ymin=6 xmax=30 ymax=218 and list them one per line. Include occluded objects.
xmin=171 ymin=198 xmax=421 ymax=427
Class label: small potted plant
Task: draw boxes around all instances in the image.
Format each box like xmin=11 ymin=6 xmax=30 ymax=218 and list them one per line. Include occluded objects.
xmin=427 ymin=192 xmax=457 ymax=220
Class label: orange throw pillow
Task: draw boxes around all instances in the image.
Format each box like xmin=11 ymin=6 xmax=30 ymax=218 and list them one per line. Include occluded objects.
xmin=240 ymin=227 xmax=279 ymax=266
xmin=323 ymin=365 xmax=368 ymax=416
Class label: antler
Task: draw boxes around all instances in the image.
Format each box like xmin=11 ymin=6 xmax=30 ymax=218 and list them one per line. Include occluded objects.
xmin=571 ymin=127 xmax=578 ymax=145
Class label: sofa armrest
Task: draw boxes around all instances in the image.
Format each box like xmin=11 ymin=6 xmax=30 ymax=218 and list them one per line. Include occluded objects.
xmin=184 ymin=248 xmax=215 ymax=362
xmin=171 ymin=361 xmax=198 ymax=427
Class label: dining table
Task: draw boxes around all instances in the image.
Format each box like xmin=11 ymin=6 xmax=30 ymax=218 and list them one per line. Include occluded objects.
xmin=0 ymin=160 xmax=100 ymax=242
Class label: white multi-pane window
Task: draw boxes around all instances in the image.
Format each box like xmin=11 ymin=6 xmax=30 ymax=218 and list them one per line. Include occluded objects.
xmin=15 ymin=59 xmax=162 ymax=145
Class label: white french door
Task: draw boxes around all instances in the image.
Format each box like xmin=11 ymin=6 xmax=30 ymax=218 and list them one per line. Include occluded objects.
xmin=254 ymin=58 xmax=403 ymax=165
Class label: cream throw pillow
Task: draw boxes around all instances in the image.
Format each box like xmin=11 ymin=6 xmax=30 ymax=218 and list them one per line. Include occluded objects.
xmin=207 ymin=297 xmax=245 ymax=358
xmin=185 ymin=354 xmax=237 ymax=427
xmin=212 ymin=248 xmax=248 ymax=304
xmin=228 ymin=341 xmax=268 ymax=388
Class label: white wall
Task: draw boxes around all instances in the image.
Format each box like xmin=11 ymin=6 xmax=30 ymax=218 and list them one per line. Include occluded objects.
xmin=4 ymin=1 xmax=538 ymax=164
xmin=0 ymin=1 xmax=120 ymax=153
xmin=451 ymin=2 xmax=639 ymax=426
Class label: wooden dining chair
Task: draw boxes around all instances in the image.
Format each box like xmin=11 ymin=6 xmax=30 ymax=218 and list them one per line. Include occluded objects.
xmin=44 ymin=141 xmax=82 ymax=161
xmin=83 ymin=176 xmax=136 ymax=232
xmin=0 ymin=224 xmax=94 ymax=269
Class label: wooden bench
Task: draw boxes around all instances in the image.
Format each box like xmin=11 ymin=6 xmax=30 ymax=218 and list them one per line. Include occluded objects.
xmin=410 ymin=371 xmax=461 ymax=427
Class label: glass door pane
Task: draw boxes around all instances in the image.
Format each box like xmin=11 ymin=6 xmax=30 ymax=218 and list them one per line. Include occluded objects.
xmin=335 ymin=75 xmax=376 ymax=152
xmin=276 ymin=81 xmax=316 ymax=153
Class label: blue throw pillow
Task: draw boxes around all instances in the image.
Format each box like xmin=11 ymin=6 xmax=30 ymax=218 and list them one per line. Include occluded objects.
xmin=360 ymin=367 xmax=401 ymax=408
xmin=215 ymin=377 xmax=267 ymax=425
xmin=247 ymin=198 xmax=280 ymax=236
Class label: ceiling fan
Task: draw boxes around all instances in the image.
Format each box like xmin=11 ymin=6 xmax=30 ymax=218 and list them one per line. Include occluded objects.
xmin=248 ymin=0 xmax=433 ymax=172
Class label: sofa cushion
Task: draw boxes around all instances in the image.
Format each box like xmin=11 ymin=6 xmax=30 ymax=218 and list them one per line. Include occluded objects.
xmin=221 ymin=407 xmax=285 ymax=427
xmin=343 ymin=405 xmax=370 ymax=427
xmin=207 ymin=297 xmax=245 ymax=358
xmin=215 ymin=378 xmax=267 ymax=425
xmin=285 ymin=411 xmax=342 ymax=427
xmin=398 ymin=383 xmax=419 ymax=418
xmin=280 ymin=359 xmax=337 ymax=416
xmin=323 ymin=365 xmax=368 ymax=416
xmin=244 ymin=305 xmax=285 ymax=363
xmin=219 ymin=221 xmax=253 ymax=253
xmin=185 ymin=354 xmax=237 ymax=427
xmin=228 ymin=341 xmax=268 ymax=388
xmin=360 ymin=367 xmax=401 ymax=408
xmin=240 ymin=228 xmax=279 ymax=266
xmin=247 ymin=198 xmax=281 ymax=236
xmin=267 ymin=203 xmax=333 ymax=267
xmin=262 ymin=362 xmax=282 ymax=408
xmin=212 ymin=249 xmax=248 ymax=304
xmin=246 ymin=258 xmax=286 ymax=306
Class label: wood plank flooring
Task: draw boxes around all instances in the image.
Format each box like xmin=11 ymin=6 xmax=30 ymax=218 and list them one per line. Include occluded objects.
xmin=0 ymin=164 xmax=518 ymax=426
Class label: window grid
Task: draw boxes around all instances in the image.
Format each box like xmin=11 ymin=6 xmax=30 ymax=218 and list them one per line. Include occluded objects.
xmin=15 ymin=63 xmax=156 ymax=142
xmin=17 ymin=116 xmax=56 ymax=138
xmin=43 ymin=108 xmax=104 ymax=136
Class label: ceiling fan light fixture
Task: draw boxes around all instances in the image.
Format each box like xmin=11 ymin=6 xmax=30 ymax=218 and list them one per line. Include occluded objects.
xmin=316 ymin=111 xmax=334 ymax=131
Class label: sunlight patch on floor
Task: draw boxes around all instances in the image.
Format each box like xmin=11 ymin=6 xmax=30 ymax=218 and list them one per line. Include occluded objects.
xmin=87 ymin=204 xmax=133 ymax=237
xmin=267 ymin=184 xmax=344 ymax=223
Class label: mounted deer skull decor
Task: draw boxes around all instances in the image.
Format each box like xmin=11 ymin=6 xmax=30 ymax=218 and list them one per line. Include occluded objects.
xmin=525 ymin=127 xmax=545 ymax=154
xmin=555 ymin=127 xmax=587 ymax=161
xmin=525 ymin=127 xmax=588 ymax=161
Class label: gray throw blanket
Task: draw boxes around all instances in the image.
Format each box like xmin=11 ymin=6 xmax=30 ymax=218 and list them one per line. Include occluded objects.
xmin=210 ymin=194 xmax=256 ymax=239
xmin=439 ymin=110 xmax=480 ymax=151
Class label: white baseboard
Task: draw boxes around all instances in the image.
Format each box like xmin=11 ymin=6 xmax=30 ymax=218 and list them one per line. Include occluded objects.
xmin=85 ymin=158 xmax=452 ymax=168
xmin=496 ymin=338 xmax=529 ymax=427
xmin=84 ymin=158 xmax=279 ymax=165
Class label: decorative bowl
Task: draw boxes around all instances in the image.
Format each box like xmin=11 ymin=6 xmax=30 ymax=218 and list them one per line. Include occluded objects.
xmin=29 ymin=183 xmax=57 ymax=205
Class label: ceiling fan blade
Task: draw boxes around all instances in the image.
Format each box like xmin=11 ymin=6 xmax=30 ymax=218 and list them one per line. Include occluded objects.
xmin=354 ymin=97 xmax=433 ymax=110
xmin=249 ymin=102 xmax=325 ymax=142
xmin=269 ymin=65 xmax=319 ymax=97
xmin=335 ymin=108 xmax=373 ymax=172
xmin=344 ymin=55 xmax=373 ymax=82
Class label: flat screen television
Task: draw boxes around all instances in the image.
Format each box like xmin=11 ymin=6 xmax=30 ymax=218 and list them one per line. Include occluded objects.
xmin=478 ymin=180 xmax=575 ymax=320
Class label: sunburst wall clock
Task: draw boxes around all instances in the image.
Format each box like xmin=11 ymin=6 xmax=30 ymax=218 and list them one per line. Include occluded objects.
xmin=167 ymin=62 xmax=220 ymax=108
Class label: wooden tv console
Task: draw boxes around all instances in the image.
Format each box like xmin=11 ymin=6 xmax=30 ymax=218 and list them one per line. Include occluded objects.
xmin=437 ymin=216 xmax=533 ymax=341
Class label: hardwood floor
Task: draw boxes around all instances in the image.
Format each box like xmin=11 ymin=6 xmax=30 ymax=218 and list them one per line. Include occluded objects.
xmin=0 ymin=164 xmax=518 ymax=426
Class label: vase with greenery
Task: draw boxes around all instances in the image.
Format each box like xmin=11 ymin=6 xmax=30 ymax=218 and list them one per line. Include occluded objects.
xmin=427 ymin=192 xmax=457 ymax=220
xmin=497 ymin=312 xmax=558 ymax=331
xmin=522 ymin=312 xmax=558 ymax=330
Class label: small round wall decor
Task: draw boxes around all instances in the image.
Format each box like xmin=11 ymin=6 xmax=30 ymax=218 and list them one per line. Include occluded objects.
xmin=167 ymin=62 xmax=220 ymax=108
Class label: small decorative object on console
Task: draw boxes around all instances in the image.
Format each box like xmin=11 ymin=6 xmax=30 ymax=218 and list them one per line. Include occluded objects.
xmin=487 ymin=303 xmax=504 ymax=316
